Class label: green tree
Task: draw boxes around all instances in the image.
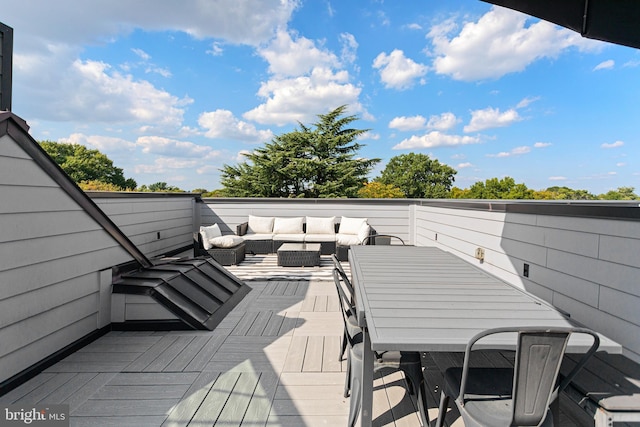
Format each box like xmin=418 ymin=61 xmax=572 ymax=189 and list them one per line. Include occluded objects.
xmin=376 ymin=153 xmax=457 ymax=198
xmin=138 ymin=182 xmax=184 ymax=192
xmin=453 ymin=177 xmax=534 ymax=199
xmin=220 ymin=105 xmax=380 ymax=197
xmin=533 ymin=186 xmax=596 ymax=200
xmin=598 ymin=186 xmax=638 ymax=200
xmin=39 ymin=141 xmax=136 ymax=190
xmin=357 ymin=181 xmax=404 ymax=198
xmin=79 ymin=180 xmax=128 ymax=191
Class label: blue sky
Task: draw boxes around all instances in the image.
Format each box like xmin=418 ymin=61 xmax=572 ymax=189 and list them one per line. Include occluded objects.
xmin=5 ymin=0 xmax=639 ymax=194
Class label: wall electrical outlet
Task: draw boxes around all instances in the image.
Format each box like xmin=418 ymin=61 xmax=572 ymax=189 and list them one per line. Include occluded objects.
xmin=475 ymin=247 xmax=485 ymax=261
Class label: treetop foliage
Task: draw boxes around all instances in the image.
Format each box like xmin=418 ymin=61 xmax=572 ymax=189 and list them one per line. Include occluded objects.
xmin=357 ymin=181 xmax=404 ymax=198
xmin=220 ymin=105 xmax=380 ymax=198
xmin=376 ymin=153 xmax=457 ymax=198
xmin=39 ymin=141 xmax=137 ymax=191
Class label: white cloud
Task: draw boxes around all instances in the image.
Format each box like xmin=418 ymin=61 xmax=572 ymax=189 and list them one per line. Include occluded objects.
xmin=199 ymin=109 xmax=274 ymax=143
xmin=60 ymin=133 xmax=136 ymax=152
xmin=372 ymin=49 xmax=428 ymax=90
xmin=457 ymin=162 xmax=473 ymax=168
xmin=17 ymin=57 xmax=191 ymax=127
xmin=7 ymin=0 xmax=297 ymax=126
xmin=516 ymin=96 xmax=540 ymax=109
xmin=339 ymin=33 xmax=359 ymax=64
xmin=549 ymin=176 xmax=567 ymax=181
xmin=207 ymin=42 xmax=224 ymax=56
xmin=427 ymin=112 xmax=459 ymax=131
xmin=359 ymin=131 xmax=380 ymax=141
xmin=132 ymin=48 xmax=151 ymax=61
xmin=534 ymin=142 xmax=552 ymax=148
xmin=464 ymin=107 xmax=521 ymax=132
xmin=388 ymin=112 xmax=457 ymax=133
xmin=389 ymin=115 xmax=427 ymax=131
xmin=133 ymin=157 xmax=205 ymax=174
xmin=594 ymin=60 xmax=615 ymax=71
xmin=429 ymin=7 xmax=602 ymax=81
xmin=258 ymin=30 xmax=339 ymax=77
xmin=616 ymin=162 xmax=626 ymax=167
xmin=246 ymin=27 xmax=368 ymax=126
xmin=4 ymin=0 xmax=298 ymax=47
xmin=487 ymin=145 xmax=531 ymax=157
xmin=406 ymin=23 xmax=423 ymax=31
xmin=601 ymin=141 xmax=624 ymax=149
xmin=393 ymin=131 xmax=481 ymax=149
xmin=136 ymin=136 xmax=221 ymax=160
xmin=243 ymin=67 xmax=363 ymax=126
xmin=235 ymin=150 xmax=253 ymax=162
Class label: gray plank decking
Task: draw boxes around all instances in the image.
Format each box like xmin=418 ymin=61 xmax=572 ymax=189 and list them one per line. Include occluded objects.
xmin=0 ymin=255 xmax=593 ymax=426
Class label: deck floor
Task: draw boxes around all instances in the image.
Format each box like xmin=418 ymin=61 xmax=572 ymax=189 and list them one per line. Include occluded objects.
xmin=0 ymin=255 xmax=594 ymax=426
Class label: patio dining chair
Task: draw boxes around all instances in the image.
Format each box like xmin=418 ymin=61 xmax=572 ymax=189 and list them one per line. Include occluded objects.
xmin=435 ymin=326 xmax=600 ymax=427
xmin=331 ymin=254 xmax=358 ymax=362
xmin=332 ymin=267 xmax=428 ymax=427
xmin=361 ymin=234 xmax=406 ymax=246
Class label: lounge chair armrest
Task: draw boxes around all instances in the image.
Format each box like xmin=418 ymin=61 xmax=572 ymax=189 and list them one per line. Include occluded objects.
xmin=237 ymin=222 xmax=248 ymax=236
xmin=193 ymin=232 xmax=207 ymax=256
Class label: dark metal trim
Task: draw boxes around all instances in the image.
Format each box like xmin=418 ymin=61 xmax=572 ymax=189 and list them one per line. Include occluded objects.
xmin=0 ymin=325 xmax=111 ymax=396
xmin=203 ymin=197 xmax=419 ymax=206
xmin=0 ymin=22 xmax=12 ymax=112
xmin=87 ymin=191 xmax=200 ymax=199
xmin=417 ymin=199 xmax=640 ymax=220
xmin=204 ymin=197 xmax=640 ymax=221
xmin=0 ymin=112 xmax=153 ymax=267
xmin=110 ymin=320 xmax=192 ymax=331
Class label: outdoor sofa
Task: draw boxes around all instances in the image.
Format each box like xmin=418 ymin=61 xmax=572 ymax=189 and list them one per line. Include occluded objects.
xmin=195 ymin=215 xmax=375 ymax=263
xmin=236 ymin=215 xmax=374 ymax=259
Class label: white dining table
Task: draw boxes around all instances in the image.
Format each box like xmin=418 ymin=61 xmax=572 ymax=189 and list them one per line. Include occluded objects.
xmin=348 ymin=245 xmax=621 ymax=427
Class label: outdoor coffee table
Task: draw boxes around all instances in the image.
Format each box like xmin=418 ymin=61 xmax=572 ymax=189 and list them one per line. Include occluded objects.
xmin=277 ymin=243 xmax=321 ymax=267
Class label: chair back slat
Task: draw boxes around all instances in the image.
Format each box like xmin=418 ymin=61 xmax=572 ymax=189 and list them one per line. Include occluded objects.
xmin=332 ymin=268 xmax=361 ymax=347
xmin=512 ymin=331 xmax=569 ymax=425
xmin=457 ymin=326 xmax=600 ymax=427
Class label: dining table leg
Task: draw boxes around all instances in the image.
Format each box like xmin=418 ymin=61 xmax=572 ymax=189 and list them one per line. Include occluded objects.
xmin=361 ymin=327 xmax=374 ymax=427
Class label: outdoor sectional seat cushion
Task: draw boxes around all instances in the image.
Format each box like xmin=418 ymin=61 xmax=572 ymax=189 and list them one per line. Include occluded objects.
xmin=200 ymin=223 xmax=222 ymax=250
xmin=304 ymin=234 xmax=337 ymax=242
xmin=336 ymin=216 xmax=371 ymax=246
xmin=241 ymin=233 xmax=274 ymax=240
xmin=305 ymin=216 xmax=336 ymax=234
xmin=273 ymin=233 xmax=305 ymax=242
xmin=273 ymin=217 xmax=304 ymax=234
xmin=248 ymin=215 xmax=275 ymax=234
xmin=209 ymin=235 xmax=244 ymax=248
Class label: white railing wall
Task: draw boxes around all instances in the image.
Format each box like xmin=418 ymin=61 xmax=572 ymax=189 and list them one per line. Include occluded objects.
xmin=414 ymin=202 xmax=640 ymax=363
xmin=200 ymin=198 xmax=413 ymax=241
xmin=91 ymin=193 xmax=198 ymax=258
xmin=202 ymin=198 xmax=640 ymax=362
xmin=0 ymin=135 xmax=133 ymax=385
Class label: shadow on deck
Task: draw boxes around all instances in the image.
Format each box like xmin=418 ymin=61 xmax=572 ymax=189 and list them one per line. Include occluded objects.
xmin=0 ymin=255 xmax=594 ymax=426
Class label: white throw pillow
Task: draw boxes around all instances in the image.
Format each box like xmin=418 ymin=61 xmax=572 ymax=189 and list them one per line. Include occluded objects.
xmin=306 ymin=216 xmax=336 ymax=234
xmin=200 ymin=224 xmax=222 ymax=250
xmin=357 ymin=223 xmax=371 ymax=243
xmin=273 ymin=217 xmax=304 ymax=234
xmin=248 ymin=215 xmax=274 ymax=234
xmin=209 ymin=235 xmax=244 ymax=248
xmin=339 ymin=216 xmax=367 ymax=235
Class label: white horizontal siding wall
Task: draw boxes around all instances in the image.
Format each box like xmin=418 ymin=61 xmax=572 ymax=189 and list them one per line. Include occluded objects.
xmin=200 ymin=198 xmax=413 ymax=243
xmin=92 ymin=195 xmax=196 ymax=258
xmin=0 ymin=134 xmax=132 ymax=384
xmin=415 ymin=204 xmax=640 ymax=362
